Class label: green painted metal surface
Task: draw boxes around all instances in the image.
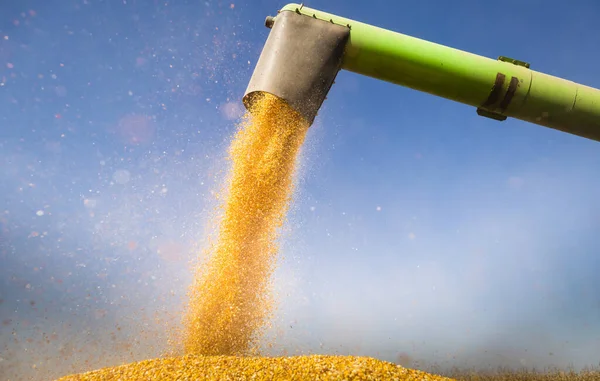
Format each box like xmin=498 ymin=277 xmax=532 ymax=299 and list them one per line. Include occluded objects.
xmin=277 ymin=3 xmax=600 ymax=142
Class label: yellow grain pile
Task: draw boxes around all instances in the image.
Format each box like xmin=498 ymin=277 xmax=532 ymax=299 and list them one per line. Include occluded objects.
xmin=56 ymin=354 xmax=456 ymax=380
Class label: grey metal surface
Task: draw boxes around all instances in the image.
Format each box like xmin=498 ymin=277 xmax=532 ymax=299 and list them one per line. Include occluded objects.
xmin=243 ymin=11 xmax=350 ymax=125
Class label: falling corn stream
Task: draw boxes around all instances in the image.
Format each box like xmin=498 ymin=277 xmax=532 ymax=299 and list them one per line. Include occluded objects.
xmin=181 ymin=92 xmax=309 ymax=356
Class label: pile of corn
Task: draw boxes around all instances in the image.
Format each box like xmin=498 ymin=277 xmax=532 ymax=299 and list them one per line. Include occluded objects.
xmin=56 ymin=354 xmax=456 ymax=380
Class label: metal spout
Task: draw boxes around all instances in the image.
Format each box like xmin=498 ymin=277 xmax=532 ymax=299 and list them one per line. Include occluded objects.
xmin=243 ymin=10 xmax=350 ymax=125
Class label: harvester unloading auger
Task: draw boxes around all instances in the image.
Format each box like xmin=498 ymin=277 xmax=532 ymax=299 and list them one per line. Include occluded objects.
xmin=244 ymin=3 xmax=600 ymax=141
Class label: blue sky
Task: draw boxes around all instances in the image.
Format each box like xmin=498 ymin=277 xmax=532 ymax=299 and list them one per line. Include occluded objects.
xmin=1 ymin=0 xmax=600 ymax=379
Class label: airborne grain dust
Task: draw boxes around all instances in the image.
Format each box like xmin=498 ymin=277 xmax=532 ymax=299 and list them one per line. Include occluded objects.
xmin=54 ymin=94 xmax=456 ymax=381
xmin=182 ymin=92 xmax=309 ymax=356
